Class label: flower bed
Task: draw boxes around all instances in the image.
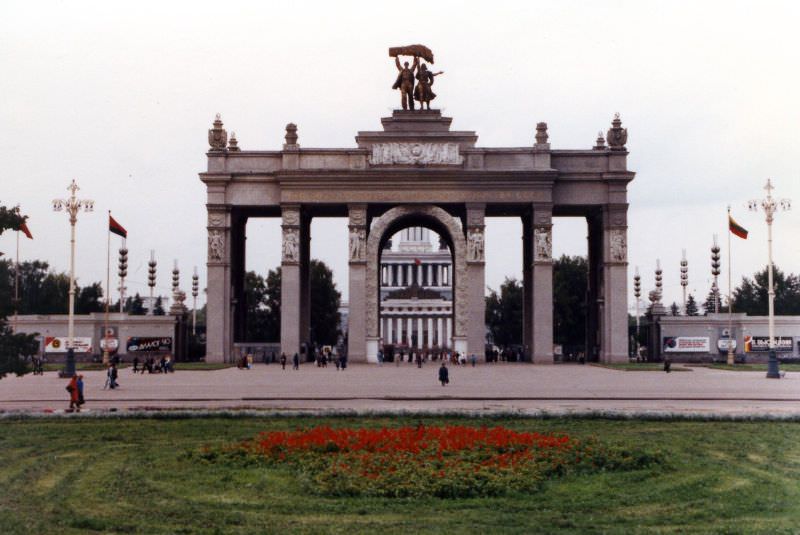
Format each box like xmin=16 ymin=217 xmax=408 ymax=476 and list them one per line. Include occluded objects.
xmin=199 ymin=425 xmax=660 ymax=498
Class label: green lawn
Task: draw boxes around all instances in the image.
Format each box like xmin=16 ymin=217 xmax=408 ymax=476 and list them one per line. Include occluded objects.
xmin=0 ymin=416 xmax=798 ymax=534
xmin=590 ymin=362 xmax=691 ymax=372
xmin=693 ymin=363 xmax=800 ymax=372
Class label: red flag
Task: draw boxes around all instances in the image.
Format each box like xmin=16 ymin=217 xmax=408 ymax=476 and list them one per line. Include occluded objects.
xmin=19 ymin=221 xmax=33 ymax=240
xmin=414 ymin=258 xmax=421 ymax=266
xmin=109 ymin=214 xmax=127 ymax=238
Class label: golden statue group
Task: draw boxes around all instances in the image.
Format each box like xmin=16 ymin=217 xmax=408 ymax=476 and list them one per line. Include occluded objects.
xmin=390 ymin=44 xmax=444 ymax=111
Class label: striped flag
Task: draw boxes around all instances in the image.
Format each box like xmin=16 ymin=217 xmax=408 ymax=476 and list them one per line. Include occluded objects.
xmin=109 ymin=214 xmax=127 ymax=238
xmin=728 ymin=214 xmax=748 ymax=239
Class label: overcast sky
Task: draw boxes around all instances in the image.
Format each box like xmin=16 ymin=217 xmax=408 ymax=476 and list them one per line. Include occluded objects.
xmin=1 ymin=0 xmax=799 ymax=313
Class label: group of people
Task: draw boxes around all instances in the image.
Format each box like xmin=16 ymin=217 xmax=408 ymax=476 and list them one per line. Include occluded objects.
xmin=131 ymin=355 xmax=174 ymax=374
xmin=378 ymin=350 xmax=478 ymax=368
xmin=65 ymin=374 xmax=85 ymax=411
xmin=30 ymin=356 xmax=46 ymax=375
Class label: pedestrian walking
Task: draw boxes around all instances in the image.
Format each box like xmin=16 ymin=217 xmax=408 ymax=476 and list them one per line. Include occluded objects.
xmin=663 ymin=356 xmax=671 ymax=373
xmin=292 ymin=352 xmax=300 ymax=370
xmin=280 ymin=353 xmax=287 ymax=370
xmin=66 ymin=374 xmax=80 ymax=412
xmin=470 ymin=353 xmax=477 ymax=367
xmin=132 ymin=356 xmax=139 ymax=373
xmin=76 ymin=374 xmax=85 ymax=407
xmin=438 ymin=363 xmax=449 ymax=386
xmin=377 ymin=350 xmax=384 ymax=367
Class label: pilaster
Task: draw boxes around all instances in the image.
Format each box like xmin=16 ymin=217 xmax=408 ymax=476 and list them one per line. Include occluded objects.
xmin=347 ymin=204 xmax=369 ymax=362
xmin=205 ymin=207 xmax=231 ymax=362
xmin=601 ymin=204 xmax=629 ymax=363
xmin=280 ymin=205 xmax=303 ymax=357
xmin=465 ymin=203 xmax=485 ymax=358
xmin=531 ymin=203 xmax=554 ymax=363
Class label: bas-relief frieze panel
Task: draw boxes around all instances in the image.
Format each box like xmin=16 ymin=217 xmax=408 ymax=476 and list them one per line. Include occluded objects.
xmin=369 ymin=143 xmax=463 ymax=165
xmin=533 ymin=227 xmax=552 ymax=262
xmin=609 ymin=229 xmax=627 ymax=262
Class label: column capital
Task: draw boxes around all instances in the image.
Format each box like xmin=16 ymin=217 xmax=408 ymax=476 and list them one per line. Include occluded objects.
xmin=281 ymin=204 xmax=302 ymax=228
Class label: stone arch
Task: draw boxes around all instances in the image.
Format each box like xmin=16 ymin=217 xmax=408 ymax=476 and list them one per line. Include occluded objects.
xmin=365 ymin=205 xmax=468 ymax=354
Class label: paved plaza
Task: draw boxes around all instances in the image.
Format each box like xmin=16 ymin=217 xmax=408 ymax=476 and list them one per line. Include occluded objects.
xmin=1 ymin=363 xmax=798 ymax=416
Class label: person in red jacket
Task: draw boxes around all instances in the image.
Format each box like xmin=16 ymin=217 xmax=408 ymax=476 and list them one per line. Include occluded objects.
xmin=66 ymin=375 xmax=80 ymax=412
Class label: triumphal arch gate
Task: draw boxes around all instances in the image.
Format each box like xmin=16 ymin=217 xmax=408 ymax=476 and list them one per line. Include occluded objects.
xmin=200 ymin=47 xmax=634 ymax=364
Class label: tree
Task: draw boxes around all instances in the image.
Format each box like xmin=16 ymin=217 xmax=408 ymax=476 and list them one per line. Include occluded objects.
xmin=670 ymin=302 xmax=680 ymax=316
xmin=685 ymin=294 xmax=699 ymax=316
xmin=485 ymin=277 xmax=523 ymax=346
xmin=553 ymin=255 xmax=588 ymax=348
xmin=0 ymin=203 xmax=38 ymax=379
xmin=249 ymin=260 xmax=342 ymax=345
xmin=75 ymin=282 xmax=104 ymax=314
xmin=153 ymin=296 xmax=165 ymax=316
xmin=129 ymin=293 xmax=146 ymax=315
xmin=732 ymin=266 xmax=800 ymax=316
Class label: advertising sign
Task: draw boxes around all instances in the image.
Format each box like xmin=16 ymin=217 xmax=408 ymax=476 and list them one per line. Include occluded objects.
xmin=97 ymin=326 xmax=119 ymax=353
xmin=717 ymin=338 xmax=737 ymax=352
xmin=126 ymin=337 xmax=173 ymax=352
xmin=663 ymin=336 xmax=710 ymax=353
xmin=744 ymin=336 xmax=793 ymax=353
xmin=44 ymin=337 xmax=93 ymax=353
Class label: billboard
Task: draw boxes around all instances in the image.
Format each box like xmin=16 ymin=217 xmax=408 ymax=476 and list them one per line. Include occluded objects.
xmin=744 ymin=336 xmax=793 ymax=353
xmin=126 ymin=337 xmax=173 ymax=352
xmin=663 ymin=336 xmax=710 ymax=353
xmin=97 ymin=326 xmax=119 ymax=353
xmin=44 ymin=337 xmax=93 ymax=353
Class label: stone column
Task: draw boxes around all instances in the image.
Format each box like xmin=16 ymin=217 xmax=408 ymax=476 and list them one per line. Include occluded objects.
xmin=348 ymin=204 xmax=369 ymax=361
xmin=530 ymin=203 xmax=554 ymax=363
xmin=437 ymin=317 xmax=443 ymax=346
xmin=280 ymin=205 xmax=303 ymax=357
xmin=417 ymin=317 xmax=423 ymax=348
xmin=407 ymin=265 xmax=413 ymax=286
xmin=602 ymin=205 xmax=629 ymax=363
xmin=418 ymin=263 xmax=423 ymax=286
xmin=387 ymin=316 xmax=393 ymax=345
xmin=407 ymin=317 xmax=413 ymax=346
xmin=446 ymin=317 xmax=452 ymax=348
xmin=522 ymin=211 xmax=533 ymax=359
xmin=299 ymin=214 xmax=311 ymax=355
xmin=427 ymin=317 xmax=433 ymax=347
xmin=465 ymin=204 xmax=486 ymax=358
xmin=205 ymin=208 xmax=231 ymax=362
xmin=586 ymin=213 xmax=602 ymax=362
xmin=437 ymin=265 xmax=443 ymax=287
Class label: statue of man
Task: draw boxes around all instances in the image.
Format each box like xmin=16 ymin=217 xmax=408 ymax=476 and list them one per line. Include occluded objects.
xmin=392 ymin=56 xmax=419 ymax=111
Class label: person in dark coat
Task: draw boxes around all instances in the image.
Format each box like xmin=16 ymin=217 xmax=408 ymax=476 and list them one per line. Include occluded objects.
xmin=292 ymin=353 xmax=300 ymax=370
xmin=66 ymin=374 xmax=80 ymax=412
xmin=76 ymin=375 xmax=85 ymax=406
xmin=280 ymin=353 xmax=287 ymax=370
xmin=438 ymin=363 xmax=449 ymax=386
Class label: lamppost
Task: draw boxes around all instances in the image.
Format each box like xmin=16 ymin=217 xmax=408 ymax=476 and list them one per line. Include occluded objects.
xmin=191 ymin=267 xmax=199 ymax=336
xmin=654 ymin=259 xmax=663 ymax=302
xmin=748 ymin=179 xmax=791 ymax=379
xmin=680 ymin=250 xmax=688 ymax=314
xmin=633 ymin=267 xmax=641 ymax=354
xmin=711 ymin=236 xmax=721 ymax=313
xmin=147 ymin=251 xmax=157 ymax=315
xmin=118 ymin=242 xmax=128 ymax=313
xmin=52 ymin=180 xmax=94 ymax=377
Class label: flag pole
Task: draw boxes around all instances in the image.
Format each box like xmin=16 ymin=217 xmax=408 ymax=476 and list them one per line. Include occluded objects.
xmin=14 ymin=227 xmax=20 ymax=332
xmin=727 ymin=205 xmax=735 ymax=366
xmin=103 ymin=210 xmax=111 ymax=365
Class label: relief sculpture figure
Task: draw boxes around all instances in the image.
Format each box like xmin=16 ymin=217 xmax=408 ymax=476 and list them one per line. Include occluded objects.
xmin=282 ymin=229 xmax=299 ymax=263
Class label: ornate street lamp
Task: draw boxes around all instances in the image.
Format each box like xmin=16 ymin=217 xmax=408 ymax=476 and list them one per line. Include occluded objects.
xmin=711 ymin=236 xmax=721 ymax=313
xmin=118 ymin=242 xmax=128 ymax=312
xmin=654 ymin=259 xmax=663 ymax=302
xmin=192 ymin=267 xmax=199 ymax=335
xmin=147 ymin=250 xmax=157 ymax=315
xmin=680 ymin=249 xmax=688 ymax=314
xmin=52 ymin=180 xmax=94 ymax=377
xmin=633 ymin=267 xmax=641 ymax=357
xmin=748 ymin=179 xmax=791 ymax=379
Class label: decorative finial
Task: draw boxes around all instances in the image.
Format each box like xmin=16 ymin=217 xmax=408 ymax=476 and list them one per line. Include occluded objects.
xmin=284 ymin=123 xmax=299 ymax=149
xmin=534 ymin=122 xmax=549 ymax=147
xmin=228 ymin=131 xmax=240 ymax=152
xmin=208 ymin=114 xmax=227 ymax=151
xmin=593 ymin=130 xmax=606 ymax=150
xmin=606 ymin=113 xmax=628 ymax=151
